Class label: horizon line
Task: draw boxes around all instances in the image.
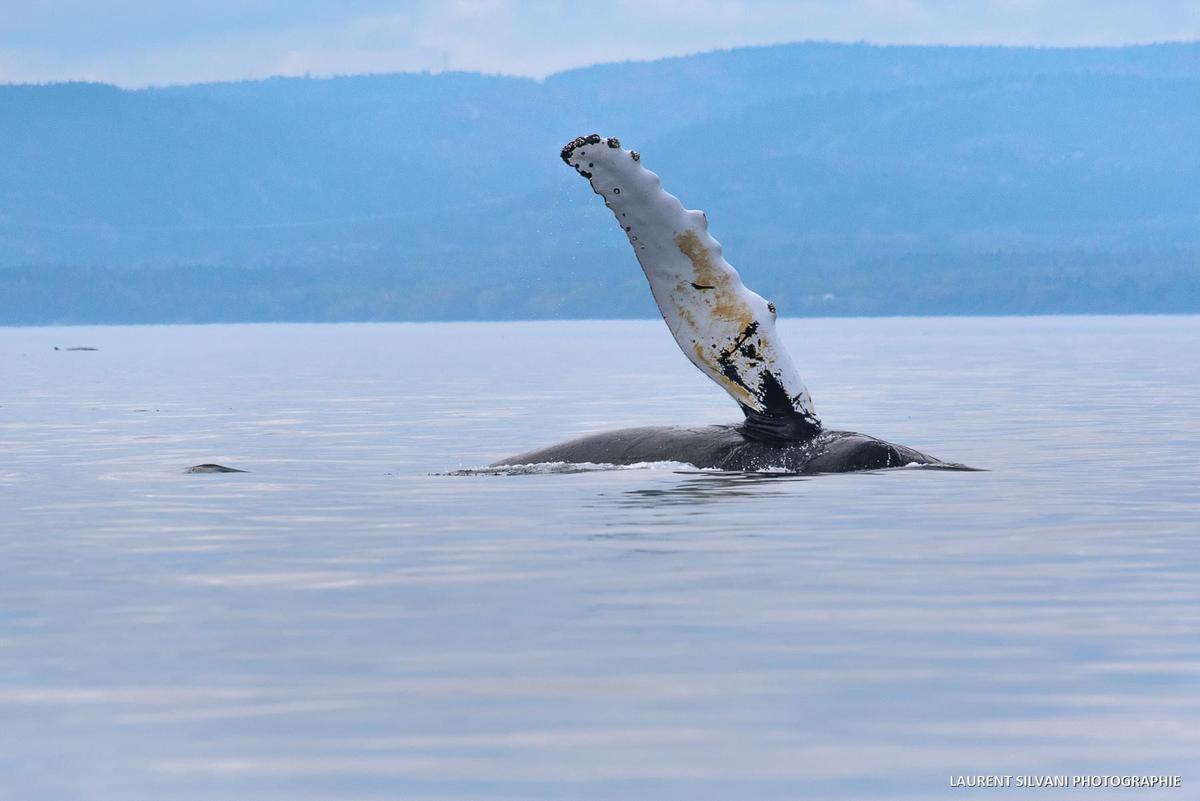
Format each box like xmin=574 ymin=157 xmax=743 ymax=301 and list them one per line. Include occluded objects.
xmin=3 ymin=38 xmax=1199 ymax=92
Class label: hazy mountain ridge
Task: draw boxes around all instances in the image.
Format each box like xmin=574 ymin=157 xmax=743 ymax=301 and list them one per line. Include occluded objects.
xmin=2 ymin=41 xmax=1198 ymax=323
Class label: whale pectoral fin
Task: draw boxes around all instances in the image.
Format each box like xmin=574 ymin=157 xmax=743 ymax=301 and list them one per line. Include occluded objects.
xmin=561 ymin=135 xmax=820 ymax=441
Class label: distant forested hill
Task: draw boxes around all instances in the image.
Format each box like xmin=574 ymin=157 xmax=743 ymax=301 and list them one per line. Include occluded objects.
xmin=2 ymin=42 xmax=1198 ymax=324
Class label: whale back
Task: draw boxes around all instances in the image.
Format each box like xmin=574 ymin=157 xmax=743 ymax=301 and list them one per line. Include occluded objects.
xmin=561 ymin=135 xmax=821 ymax=441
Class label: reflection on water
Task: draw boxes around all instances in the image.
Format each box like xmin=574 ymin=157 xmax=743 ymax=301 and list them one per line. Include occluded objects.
xmin=1 ymin=317 xmax=1198 ymax=801
xmin=612 ymin=471 xmax=809 ymax=507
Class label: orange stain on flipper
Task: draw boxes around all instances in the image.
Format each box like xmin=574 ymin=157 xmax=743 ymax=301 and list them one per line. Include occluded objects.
xmin=673 ymin=230 xmax=756 ymax=328
xmin=673 ymin=229 xmax=760 ymax=406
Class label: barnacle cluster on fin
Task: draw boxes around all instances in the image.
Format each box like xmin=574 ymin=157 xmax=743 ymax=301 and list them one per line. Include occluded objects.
xmin=560 ymin=134 xmax=625 ymax=179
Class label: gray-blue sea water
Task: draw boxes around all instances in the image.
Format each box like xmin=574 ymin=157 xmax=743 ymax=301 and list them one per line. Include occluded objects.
xmin=2 ymin=316 xmax=1197 ymax=801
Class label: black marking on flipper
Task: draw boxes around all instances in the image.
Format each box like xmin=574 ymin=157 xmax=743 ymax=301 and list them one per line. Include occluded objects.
xmin=719 ymin=362 xmax=752 ymax=396
xmin=756 ymin=370 xmax=798 ymax=415
xmin=713 ymin=321 xmax=760 ymax=399
xmin=713 ymin=323 xmax=823 ymax=443
xmin=716 ymin=321 xmax=759 ymax=364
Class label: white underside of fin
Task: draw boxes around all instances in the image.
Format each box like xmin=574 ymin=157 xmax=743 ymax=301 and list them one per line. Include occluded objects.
xmin=562 ymin=135 xmax=819 ymax=426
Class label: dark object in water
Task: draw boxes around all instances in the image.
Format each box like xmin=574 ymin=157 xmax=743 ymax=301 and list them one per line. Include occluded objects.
xmin=495 ymin=136 xmax=973 ymax=474
xmin=54 ymin=346 xmax=99 ymax=351
xmin=186 ymin=463 xmax=247 ymax=474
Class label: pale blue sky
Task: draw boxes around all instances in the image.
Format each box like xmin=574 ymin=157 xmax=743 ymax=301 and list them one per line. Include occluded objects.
xmin=2 ymin=0 xmax=1199 ymax=87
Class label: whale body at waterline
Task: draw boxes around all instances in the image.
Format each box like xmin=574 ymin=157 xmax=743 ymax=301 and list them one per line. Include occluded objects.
xmin=494 ymin=135 xmax=969 ymax=474
xmin=497 ymin=426 xmax=952 ymax=474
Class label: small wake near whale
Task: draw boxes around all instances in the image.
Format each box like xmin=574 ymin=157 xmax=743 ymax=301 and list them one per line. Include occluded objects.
xmin=443 ymin=460 xmax=977 ymax=478
xmin=442 ymin=460 xmax=699 ymax=477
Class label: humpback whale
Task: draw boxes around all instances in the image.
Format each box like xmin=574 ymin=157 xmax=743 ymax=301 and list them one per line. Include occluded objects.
xmin=494 ymin=135 xmax=966 ymax=474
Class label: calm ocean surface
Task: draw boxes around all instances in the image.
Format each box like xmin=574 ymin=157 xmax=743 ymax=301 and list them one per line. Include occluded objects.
xmin=2 ymin=316 xmax=1198 ymax=800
